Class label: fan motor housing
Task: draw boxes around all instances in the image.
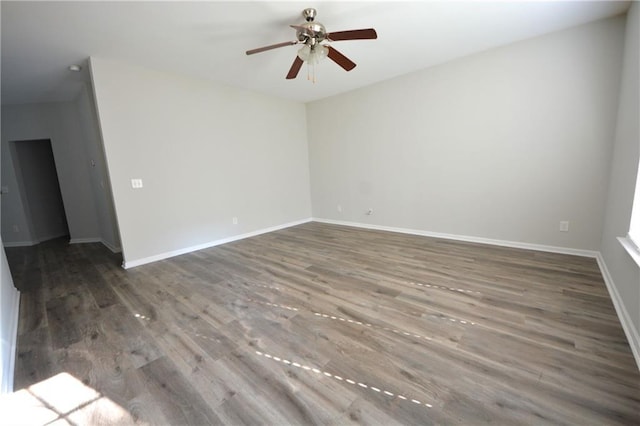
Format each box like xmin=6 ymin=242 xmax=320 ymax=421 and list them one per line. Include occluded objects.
xmin=296 ymin=22 xmax=327 ymax=44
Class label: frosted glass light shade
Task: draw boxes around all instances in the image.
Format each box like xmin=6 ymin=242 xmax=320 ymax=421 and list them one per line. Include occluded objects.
xmin=297 ymin=45 xmax=329 ymax=65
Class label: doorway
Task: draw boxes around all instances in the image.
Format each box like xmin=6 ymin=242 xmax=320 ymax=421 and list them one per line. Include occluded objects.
xmin=10 ymin=139 xmax=69 ymax=243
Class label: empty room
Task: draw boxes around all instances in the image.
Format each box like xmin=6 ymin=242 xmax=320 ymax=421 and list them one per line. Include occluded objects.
xmin=0 ymin=1 xmax=639 ymax=424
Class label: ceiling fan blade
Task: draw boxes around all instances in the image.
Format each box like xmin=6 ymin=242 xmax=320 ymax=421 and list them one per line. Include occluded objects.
xmin=286 ymin=56 xmax=304 ymax=79
xmin=327 ymin=28 xmax=377 ymax=41
xmin=327 ymin=46 xmax=356 ymax=72
xmin=246 ymin=41 xmax=298 ymax=55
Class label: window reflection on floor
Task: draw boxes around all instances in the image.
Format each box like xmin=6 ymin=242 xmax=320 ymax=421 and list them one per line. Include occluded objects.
xmin=0 ymin=372 xmax=136 ymax=425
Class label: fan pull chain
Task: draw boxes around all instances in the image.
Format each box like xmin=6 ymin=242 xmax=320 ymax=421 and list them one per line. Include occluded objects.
xmin=306 ymin=63 xmax=317 ymax=84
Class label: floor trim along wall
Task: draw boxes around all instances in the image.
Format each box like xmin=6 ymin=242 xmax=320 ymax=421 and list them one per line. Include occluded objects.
xmin=122 ymin=218 xmax=314 ymax=269
xmin=596 ymin=254 xmax=640 ymax=370
xmin=5 ymin=238 xmax=121 ymax=254
xmin=2 ymin=241 xmax=37 ymax=248
xmin=69 ymin=237 xmax=121 ymax=254
xmin=4 ymin=232 xmax=68 ymax=248
xmin=312 ymin=217 xmax=639 ymax=370
xmin=69 ymin=237 xmax=102 ymax=245
xmin=312 ymin=218 xmax=599 ymax=258
xmin=100 ymin=239 xmax=121 ymax=254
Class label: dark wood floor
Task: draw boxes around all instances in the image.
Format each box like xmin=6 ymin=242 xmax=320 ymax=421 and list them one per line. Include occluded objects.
xmin=4 ymin=222 xmax=640 ymax=424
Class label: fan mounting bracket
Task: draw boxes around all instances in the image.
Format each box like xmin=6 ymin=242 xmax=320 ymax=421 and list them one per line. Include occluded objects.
xmin=302 ymin=8 xmax=317 ymax=22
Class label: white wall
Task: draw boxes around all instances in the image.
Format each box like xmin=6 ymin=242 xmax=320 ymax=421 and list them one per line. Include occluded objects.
xmin=74 ymin=85 xmax=121 ymax=251
xmin=307 ymin=17 xmax=624 ymax=252
xmin=600 ymin=3 xmax=640 ymax=363
xmin=89 ymin=57 xmax=311 ymax=266
xmin=0 ymin=240 xmax=19 ymax=394
xmin=1 ymin=102 xmax=101 ymax=244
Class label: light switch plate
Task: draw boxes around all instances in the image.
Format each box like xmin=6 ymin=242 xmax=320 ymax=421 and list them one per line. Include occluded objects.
xmin=131 ymin=179 xmax=143 ymax=189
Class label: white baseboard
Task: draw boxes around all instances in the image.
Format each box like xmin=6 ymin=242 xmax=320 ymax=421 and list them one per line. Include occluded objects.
xmin=1 ymin=289 xmax=20 ymax=394
xmin=312 ymin=218 xmax=599 ymax=258
xmin=69 ymin=237 xmax=121 ymax=253
xmin=4 ymin=237 xmax=120 ymax=253
xmin=69 ymin=237 xmax=101 ymax=245
xmin=100 ymin=239 xmax=121 ymax=254
xmin=596 ymin=254 xmax=640 ymax=370
xmin=36 ymin=232 xmax=69 ymax=243
xmin=2 ymin=241 xmax=37 ymax=248
xmin=122 ymin=218 xmax=313 ymax=269
xmin=4 ymin=233 xmax=69 ymax=248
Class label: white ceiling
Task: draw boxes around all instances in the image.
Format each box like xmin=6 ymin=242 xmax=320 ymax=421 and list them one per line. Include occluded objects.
xmin=1 ymin=1 xmax=630 ymax=105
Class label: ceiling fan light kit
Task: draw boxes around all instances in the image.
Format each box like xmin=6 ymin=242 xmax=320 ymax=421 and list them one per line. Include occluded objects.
xmin=297 ymin=44 xmax=329 ymax=65
xmin=246 ymin=7 xmax=377 ymax=81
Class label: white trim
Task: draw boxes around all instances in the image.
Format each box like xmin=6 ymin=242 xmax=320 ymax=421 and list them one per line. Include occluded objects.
xmin=122 ymin=218 xmax=313 ymax=269
xmin=69 ymin=237 xmax=101 ymax=245
xmin=35 ymin=232 xmax=68 ymax=244
xmin=596 ymin=253 xmax=640 ymax=370
xmin=4 ymin=237 xmax=121 ymax=253
xmin=100 ymin=239 xmax=121 ymax=254
xmin=2 ymin=241 xmax=37 ymax=248
xmin=1 ymin=290 xmax=20 ymax=394
xmin=618 ymin=236 xmax=640 ymax=267
xmin=69 ymin=237 xmax=121 ymax=253
xmin=312 ymin=218 xmax=599 ymax=258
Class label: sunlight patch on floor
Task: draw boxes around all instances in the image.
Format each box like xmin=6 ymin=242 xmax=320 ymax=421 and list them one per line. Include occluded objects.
xmin=0 ymin=372 xmax=138 ymax=425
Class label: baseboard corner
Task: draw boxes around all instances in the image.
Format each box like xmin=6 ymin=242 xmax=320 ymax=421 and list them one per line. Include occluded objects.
xmin=100 ymin=239 xmax=121 ymax=253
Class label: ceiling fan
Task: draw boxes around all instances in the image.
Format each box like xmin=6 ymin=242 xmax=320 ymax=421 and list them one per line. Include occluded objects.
xmin=245 ymin=8 xmax=377 ymax=80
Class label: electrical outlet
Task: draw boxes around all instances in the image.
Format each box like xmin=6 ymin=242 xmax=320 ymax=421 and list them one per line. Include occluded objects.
xmin=337 ymin=204 xmax=342 ymax=213
xmin=366 ymin=208 xmax=373 ymax=216
xmin=232 ymin=217 xmax=238 ymax=225
xmin=131 ymin=179 xmax=143 ymax=189
xmin=559 ymin=221 xmax=569 ymax=232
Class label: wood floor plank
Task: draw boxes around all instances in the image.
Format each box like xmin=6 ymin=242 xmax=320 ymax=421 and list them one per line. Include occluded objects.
xmin=14 ymin=327 xmax=53 ymax=390
xmin=7 ymin=223 xmax=640 ymax=425
xmin=138 ymin=357 xmax=223 ymax=425
xmin=45 ymin=286 xmax=99 ymax=350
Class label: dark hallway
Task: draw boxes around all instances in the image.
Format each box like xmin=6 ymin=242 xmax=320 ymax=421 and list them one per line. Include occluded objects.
xmin=10 ymin=139 xmax=69 ymax=243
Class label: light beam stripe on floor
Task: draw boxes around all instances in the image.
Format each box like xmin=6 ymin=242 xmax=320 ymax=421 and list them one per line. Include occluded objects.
xmin=408 ymin=281 xmax=482 ymax=296
xmin=254 ymin=350 xmax=434 ymax=409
